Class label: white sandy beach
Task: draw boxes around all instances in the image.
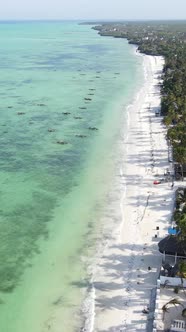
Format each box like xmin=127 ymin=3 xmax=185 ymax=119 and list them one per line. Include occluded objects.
xmin=93 ymin=54 xmax=175 ymax=332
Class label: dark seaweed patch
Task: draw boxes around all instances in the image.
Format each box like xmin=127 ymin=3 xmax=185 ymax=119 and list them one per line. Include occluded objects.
xmin=0 ymin=193 xmax=56 ymax=293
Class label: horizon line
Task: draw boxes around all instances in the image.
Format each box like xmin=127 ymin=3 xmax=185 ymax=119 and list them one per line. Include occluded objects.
xmin=0 ymin=18 xmax=186 ymax=22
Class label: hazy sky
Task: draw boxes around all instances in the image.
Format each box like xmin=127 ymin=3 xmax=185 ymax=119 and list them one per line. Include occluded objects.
xmin=1 ymin=0 xmax=186 ymax=20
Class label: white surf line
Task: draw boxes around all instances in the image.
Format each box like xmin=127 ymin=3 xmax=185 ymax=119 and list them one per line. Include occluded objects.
xmin=120 ymin=58 xmax=155 ymax=331
xmin=81 ymin=278 xmax=96 ymax=332
xmin=119 ymin=166 xmax=127 ymax=243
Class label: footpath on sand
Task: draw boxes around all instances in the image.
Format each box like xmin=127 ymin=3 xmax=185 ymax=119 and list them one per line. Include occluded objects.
xmin=94 ymin=55 xmax=174 ymax=332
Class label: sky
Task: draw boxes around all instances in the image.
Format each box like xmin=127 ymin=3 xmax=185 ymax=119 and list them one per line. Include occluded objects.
xmin=1 ymin=0 xmax=186 ymax=20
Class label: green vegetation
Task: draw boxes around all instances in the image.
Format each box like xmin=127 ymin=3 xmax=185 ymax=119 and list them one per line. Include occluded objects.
xmin=91 ymin=21 xmax=186 ymax=237
xmin=92 ymin=21 xmax=186 ymax=169
xmin=162 ymin=298 xmax=183 ymax=321
xmin=174 ymin=188 xmax=186 ymax=239
xmin=178 ymin=260 xmax=186 ymax=279
xmin=173 ymin=286 xmax=180 ymax=294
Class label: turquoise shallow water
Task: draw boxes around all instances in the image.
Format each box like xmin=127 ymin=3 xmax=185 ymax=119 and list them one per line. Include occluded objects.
xmin=0 ymin=21 xmax=143 ymax=331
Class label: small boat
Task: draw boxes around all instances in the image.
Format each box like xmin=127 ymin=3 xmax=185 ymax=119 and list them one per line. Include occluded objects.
xmin=56 ymin=140 xmax=68 ymax=145
xmin=88 ymin=127 xmax=98 ymax=131
xmin=75 ymin=134 xmax=87 ymax=138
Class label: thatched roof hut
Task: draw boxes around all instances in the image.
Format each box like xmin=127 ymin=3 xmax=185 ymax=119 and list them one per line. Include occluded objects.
xmin=158 ymin=235 xmax=186 ymax=257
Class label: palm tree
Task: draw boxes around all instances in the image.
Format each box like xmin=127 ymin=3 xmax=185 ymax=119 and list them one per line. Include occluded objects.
xmin=173 ymin=146 xmax=186 ymax=180
xmin=177 ymin=261 xmax=186 ymax=291
xmin=162 ymin=298 xmax=183 ymax=321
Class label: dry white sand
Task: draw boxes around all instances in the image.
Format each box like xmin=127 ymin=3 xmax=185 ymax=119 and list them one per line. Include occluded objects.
xmin=93 ymin=55 xmax=175 ymax=332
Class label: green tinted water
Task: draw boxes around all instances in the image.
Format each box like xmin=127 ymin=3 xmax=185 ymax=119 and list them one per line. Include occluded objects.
xmin=0 ymin=21 xmax=143 ymax=331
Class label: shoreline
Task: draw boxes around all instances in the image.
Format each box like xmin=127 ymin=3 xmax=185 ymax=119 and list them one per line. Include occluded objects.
xmin=89 ymin=54 xmax=174 ymax=331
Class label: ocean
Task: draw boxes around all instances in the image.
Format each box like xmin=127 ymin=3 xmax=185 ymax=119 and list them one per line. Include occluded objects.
xmin=0 ymin=21 xmax=144 ymax=332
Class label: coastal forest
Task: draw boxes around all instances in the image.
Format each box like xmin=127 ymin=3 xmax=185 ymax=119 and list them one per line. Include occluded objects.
xmin=91 ymin=21 xmax=186 ymax=234
xmin=92 ymin=21 xmax=186 ymax=171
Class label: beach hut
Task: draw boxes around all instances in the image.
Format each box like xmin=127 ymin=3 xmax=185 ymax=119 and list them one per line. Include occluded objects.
xmin=158 ymin=235 xmax=186 ymax=263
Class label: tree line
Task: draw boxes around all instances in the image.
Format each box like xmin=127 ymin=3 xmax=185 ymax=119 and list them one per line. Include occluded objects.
xmin=93 ymin=21 xmax=186 ymax=170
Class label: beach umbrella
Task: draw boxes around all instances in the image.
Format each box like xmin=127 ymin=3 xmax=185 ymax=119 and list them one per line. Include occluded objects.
xmin=168 ymin=227 xmax=177 ymax=235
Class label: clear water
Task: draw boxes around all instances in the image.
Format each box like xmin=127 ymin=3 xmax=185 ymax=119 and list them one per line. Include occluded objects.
xmin=0 ymin=21 xmax=143 ymax=332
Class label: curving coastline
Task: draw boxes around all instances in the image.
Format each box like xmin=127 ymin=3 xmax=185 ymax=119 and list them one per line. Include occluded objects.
xmin=83 ymin=53 xmax=175 ymax=331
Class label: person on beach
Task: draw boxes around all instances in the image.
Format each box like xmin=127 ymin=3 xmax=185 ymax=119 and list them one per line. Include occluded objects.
xmin=142 ymin=307 xmax=149 ymax=314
